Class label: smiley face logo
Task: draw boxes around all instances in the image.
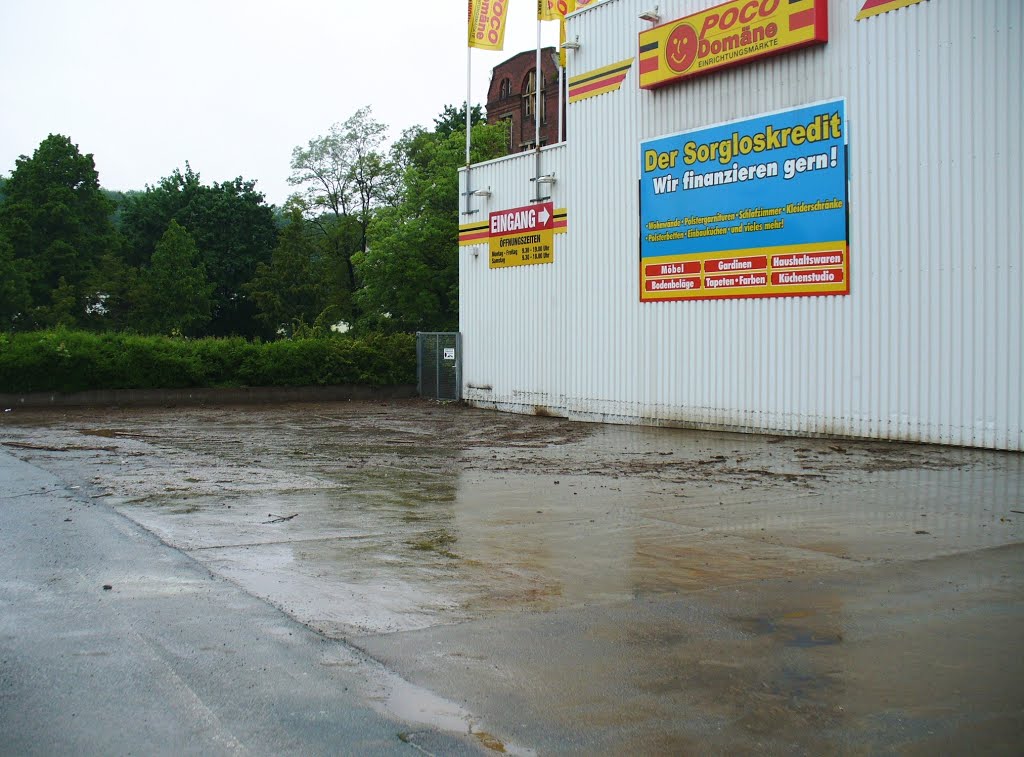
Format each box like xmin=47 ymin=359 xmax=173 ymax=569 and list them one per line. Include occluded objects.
xmin=665 ymin=22 xmax=699 ymax=73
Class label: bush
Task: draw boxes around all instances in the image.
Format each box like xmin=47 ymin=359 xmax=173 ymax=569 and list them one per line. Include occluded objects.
xmin=0 ymin=329 xmax=416 ymax=393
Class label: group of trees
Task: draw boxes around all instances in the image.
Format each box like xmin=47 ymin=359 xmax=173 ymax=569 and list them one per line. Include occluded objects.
xmin=0 ymin=105 xmax=507 ymax=338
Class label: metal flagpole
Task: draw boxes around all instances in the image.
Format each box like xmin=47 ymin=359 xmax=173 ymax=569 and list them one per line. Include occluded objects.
xmin=558 ymin=61 xmax=564 ymax=143
xmin=466 ymin=43 xmax=472 ymax=166
xmin=535 ymin=17 xmax=542 ymax=187
xmin=535 ymin=20 xmax=542 ymax=150
xmin=465 ymin=1 xmax=474 ymax=215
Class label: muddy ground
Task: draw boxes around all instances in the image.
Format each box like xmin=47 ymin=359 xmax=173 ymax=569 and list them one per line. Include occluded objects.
xmin=1 ymin=400 xmax=1022 ymax=754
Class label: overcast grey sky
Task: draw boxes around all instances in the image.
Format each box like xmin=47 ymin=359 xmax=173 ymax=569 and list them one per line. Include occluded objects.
xmin=0 ymin=1 xmax=559 ymax=205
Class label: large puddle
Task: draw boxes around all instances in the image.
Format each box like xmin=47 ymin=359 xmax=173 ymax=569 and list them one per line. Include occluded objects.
xmin=3 ymin=400 xmax=1022 ymax=752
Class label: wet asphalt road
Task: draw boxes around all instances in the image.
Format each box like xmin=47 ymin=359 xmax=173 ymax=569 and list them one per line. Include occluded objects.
xmin=1 ymin=400 xmax=1022 ymax=754
xmin=0 ymin=449 xmax=483 ymax=756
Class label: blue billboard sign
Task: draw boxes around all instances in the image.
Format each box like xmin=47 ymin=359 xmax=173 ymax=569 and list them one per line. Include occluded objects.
xmin=639 ymin=99 xmax=849 ymax=301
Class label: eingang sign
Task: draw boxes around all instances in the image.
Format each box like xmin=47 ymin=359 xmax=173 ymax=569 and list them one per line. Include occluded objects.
xmin=639 ymin=99 xmax=849 ymax=302
xmin=638 ymin=0 xmax=828 ymax=89
xmin=488 ymin=202 xmax=555 ymax=268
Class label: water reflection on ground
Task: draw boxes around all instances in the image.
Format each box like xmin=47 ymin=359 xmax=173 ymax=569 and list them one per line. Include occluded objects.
xmin=2 ymin=401 xmax=1021 ymax=753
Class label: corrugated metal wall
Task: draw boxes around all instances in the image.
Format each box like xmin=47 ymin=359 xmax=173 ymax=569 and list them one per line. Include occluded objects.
xmin=460 ymin=0 xmax=1023 ymax=451
xmin=460 ymin=147 xmax=570 ymax=413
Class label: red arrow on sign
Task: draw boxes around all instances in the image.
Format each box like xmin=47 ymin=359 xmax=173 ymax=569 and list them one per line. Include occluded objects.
xmin=489 ymin=202 xmax=555 ymax=236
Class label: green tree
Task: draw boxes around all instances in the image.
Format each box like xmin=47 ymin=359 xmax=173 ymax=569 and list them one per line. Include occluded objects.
xmin=133 ymin=220 xmax=213 ymax=335
xmin=0 ymin=134 xmax=120 ymax=326
xmin=245 ymin=207 xmax=345 ymax=336
xmin=82 ymin=250 xmax=138 ymax=331
xmin=118 ymin=165 xmax=277 ymax=337
xmin=431 ymin=103 xmax=486 ymax=139
xmin=48 ymin=276 xmax=79 ymax=327
xmin=288 ymin=107 xmax=396 ymax=313
xmin=0 ymin=231 xmax=31 ymax=329
xmin=119 ymin=168 xmax=201 ymax=268
xmin=354 ymin=108 xmax=507 ymax=333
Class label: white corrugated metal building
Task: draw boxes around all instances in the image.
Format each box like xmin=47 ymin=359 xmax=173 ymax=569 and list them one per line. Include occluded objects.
xmin=458 ymin=0 xmax=1022 ymax=451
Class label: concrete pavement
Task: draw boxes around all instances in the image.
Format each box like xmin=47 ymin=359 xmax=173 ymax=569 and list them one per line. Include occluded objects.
xmin=0 ymin=450 xmax=485 ymax=756
xmin=1 ymin=401 xmax=1022 ymax=754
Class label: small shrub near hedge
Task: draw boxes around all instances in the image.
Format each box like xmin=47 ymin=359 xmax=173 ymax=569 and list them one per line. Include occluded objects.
xmin=0 ymin=330 xmax=416 ymax=394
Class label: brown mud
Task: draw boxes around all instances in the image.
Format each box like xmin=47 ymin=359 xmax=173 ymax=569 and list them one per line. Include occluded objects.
xmin=2 ymin=399 xmax=1021 ymax=754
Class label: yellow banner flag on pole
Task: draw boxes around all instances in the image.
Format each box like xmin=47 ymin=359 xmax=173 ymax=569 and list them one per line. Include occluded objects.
xmin=538 ymin=0 xmax=575 ymax=65
xmin=538 ymin=0 xmax=574 ymax=21
xmin=559 ymin=17 xmax=567 ymax=67
xmin=469 ymin=0 xmax=509 ymax=50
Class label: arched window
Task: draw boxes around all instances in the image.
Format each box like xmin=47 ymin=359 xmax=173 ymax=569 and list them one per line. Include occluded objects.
xmin=523 ymin=69 xmax=544 ymax=121
xmin=499 ymin=78 xmax=512 ymax=99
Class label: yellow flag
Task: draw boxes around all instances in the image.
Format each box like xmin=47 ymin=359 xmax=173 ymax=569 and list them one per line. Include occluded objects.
xmin=470 ymin=0 xmax=509 ymax=50
xmin=559 ymin=17 xmax=567 ymax=67
xmin=539 ymin=0 xmax=575 ymax=66
xmin=538 ymin=0 xmax=574 ymax=21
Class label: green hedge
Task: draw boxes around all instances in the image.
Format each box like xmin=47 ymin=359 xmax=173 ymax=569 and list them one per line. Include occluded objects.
xmin=0 ymin=330 xmax=416 ymax=393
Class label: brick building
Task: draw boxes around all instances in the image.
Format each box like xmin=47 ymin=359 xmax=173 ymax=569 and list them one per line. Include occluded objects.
xmin=485 ymin=47 xmax=565 ymax=154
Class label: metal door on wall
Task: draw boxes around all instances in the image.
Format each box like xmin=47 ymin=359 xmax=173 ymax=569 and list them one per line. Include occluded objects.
xmin=417 ymin=332 xmax=461 ymax=401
